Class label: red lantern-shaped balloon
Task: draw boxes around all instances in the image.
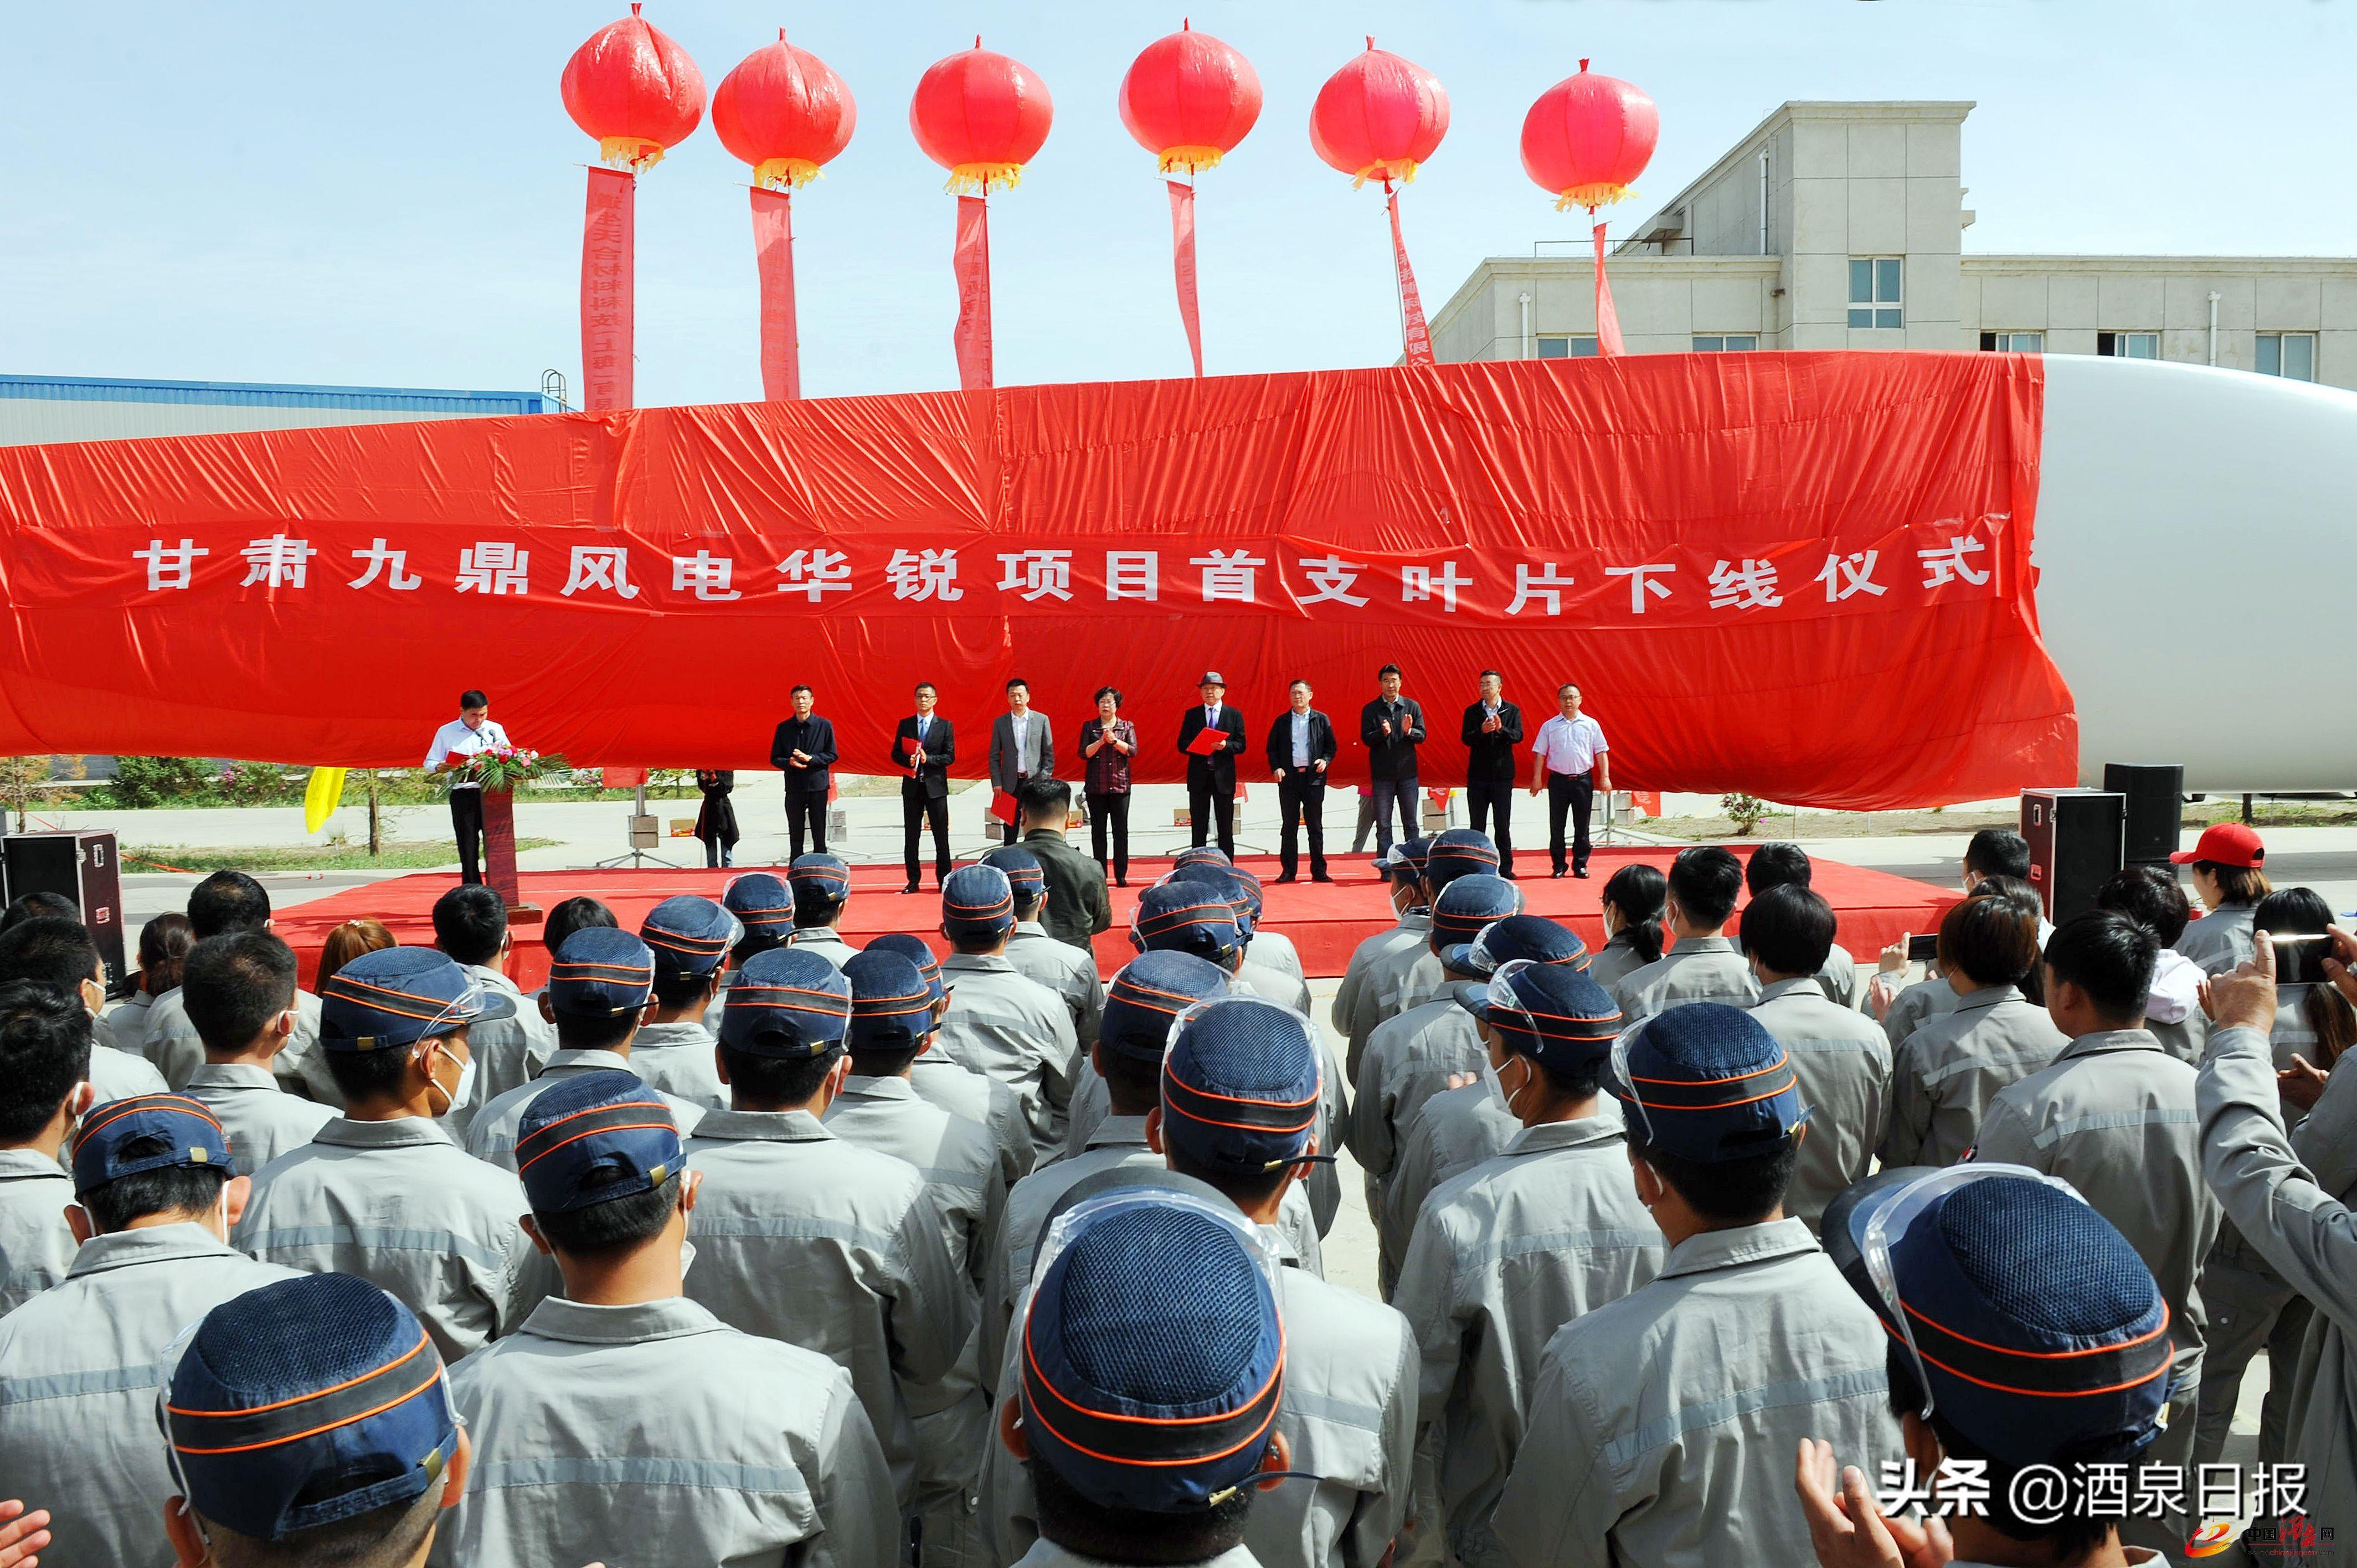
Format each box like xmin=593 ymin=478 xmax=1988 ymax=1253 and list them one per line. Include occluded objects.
xmin=561 ymin=3 xmax=706 ymax=170
xmin=909 ymin=39 xmax=1053 ymax=195
xmin=1118 ymin=20 xmax=1262 ymax=174
xmin=1520 ymin=59 xmax=1658 ymax=212
xmin=713 ymin=29 xmax=856 ymax=190
xmin=1310 ymin=38 xmax=1449 ymax=187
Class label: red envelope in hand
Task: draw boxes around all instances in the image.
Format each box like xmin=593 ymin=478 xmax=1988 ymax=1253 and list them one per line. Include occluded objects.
xmin=1186 ymin=726 xmax=1226 ymax=757
xmin=991 ymin=790 xmax=1018 ymax=824
xmin=899 ymin=735 xmax=918 ymax=759
xmin=444 ymin=750 xmax=471 ymax=767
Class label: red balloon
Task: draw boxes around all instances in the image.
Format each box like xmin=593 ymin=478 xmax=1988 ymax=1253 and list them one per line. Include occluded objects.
xmin=1118 ymin=20 xmax=1262 ymax=174
xmin=1310 ymin=38 xmax=1449 ymax=187
xmin=713 ymin=29 xmax=856 ymax=189
xmin=1520 ymin=59 xmax=1658 ymax=210
xmin=908 ymin=39 xmax=1053 ymax=194
xmin=560 ymin=3 xmax=706 ymax=169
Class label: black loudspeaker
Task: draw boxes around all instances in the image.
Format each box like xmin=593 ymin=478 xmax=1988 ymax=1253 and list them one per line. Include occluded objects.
xmin=2102 ymin=762 xmax=2185 ymax=868
xmin=2019 ymin=790 xmax=2125 ymax=925
xmin=3 ymin=831 xmax=126 ymax=993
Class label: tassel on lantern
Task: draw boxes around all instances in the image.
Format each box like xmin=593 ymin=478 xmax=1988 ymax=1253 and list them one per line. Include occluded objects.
xmin=753 ymin=157 xmax=825 ymax=190
xmin=939 ymin=163 xmax=1029 ymax=196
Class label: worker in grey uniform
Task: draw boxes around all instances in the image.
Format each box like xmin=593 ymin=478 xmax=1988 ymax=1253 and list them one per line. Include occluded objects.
xmin=2171 ymin=819 xmax=2268 ymax=974
xmin=1609 ymin=845 xmax=1761 ymax=1021
xmin=1740 ymin=844 xmax=1857 ymax=1006
xmin=632 ymin=893 xmax=737 ymax=1108
xmin=1965 ymin=909 xmax=2216 ymax=1550
xmin=428 ymin=883 xmax=552 ymax=1129
xmin=873 ymin=930 xmax=1038 ymax=1195
xmin=0 ymin=1089 xmax=300 ymax=1567
xmin=1873 ymin=873 xmax=2045 ymax=1048
xmin=136 ymin=871 xmax=330 ymax=1099
xmin=826 ymin=946 xmax=1006 ymax=1568
xmin=1165 ymin=863 xmax=1315 ymax=1015
xmin=1491 ymin=1003 xmax=1901 ymax=1568
xmin=936 ymin=864 xmax=1082 ymax=1162
xmin=435 ymin=1066 xmax=898 ymax=1568
xmin=0 ymin=984 xmax=94 ymax=1311
xmin=1059 ymin=946 xmax=1235 ymax=1166
xmin=785 ymin=852 xmax=861 ymax=967
xmin=177 ymin=930 xmax=336 ymax=1175
xmin=1380 ymin=1075 xmax=1521 ymax=1271
xmin=2094 ymin=864 xmax=2212 ymax=1063
xmin=1738 ymin=885 xmax=1890 ymax=1232
xmin=991 ymin=1191 xmax=1298 ymax=1568
xmin=1392 ymin=960 xmax=1660 ymax=1567
xmin=466 ymin=927 xmax=707 ymax=1170
xmin=701 ymin=870 xmax=799 ymax=1033
xmin=1799 ymin=1166 xmax=2180 ymax=1568
xmin=1334 ymin=837 xmax=1434 ymax=1080
xmin=233 ymin=944 xmax=537 ymax=1364
xmin=686 ymin=944 xmax=974 ymax=1520
xmin=161 ymin=1273 xmax=471 ymax=1568
xmin=985 ymin=844 xmax=1106 ymax=1045
xmin=1228 ymin=865 xmax=1308 ymax=987
xmin=1879 ymin=892 xmax=2063 ymax=1168
xmin=1381 ymin=829 xmax=1505 ymax=1024
xmin=0 ymin=916 xmax=171 ymax=1105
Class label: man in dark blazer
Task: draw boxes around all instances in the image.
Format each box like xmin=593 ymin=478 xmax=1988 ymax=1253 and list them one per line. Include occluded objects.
xmin=1264 ymin=677 xmax=1339 ymax=883
xmin=769 ymin=682 xmax=837 ymax=858
xmin=988 ymin=677 xmax=1054 ymax=847
xmin=1360 ymin=662 xmax=1426 ymax=860
xmin=1461 ymin=668 xmax=1526 ymax=878
xmin=894 ymin=679 xmax=955 ymax=893
xmin=1176 ymin=670 xmax=1248 ymax=859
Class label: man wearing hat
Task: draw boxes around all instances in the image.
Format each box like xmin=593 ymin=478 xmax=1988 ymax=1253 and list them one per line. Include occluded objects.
xmin=429 ymin=883 xmax=551 ymax=1127
xmin=871 ymin=931 xmax=1037 ymax=1196
xmin=1610 ymin=845 xmax=1762 ymax=1022
xmin=0 ymin=984 xmax=90 ymax=1313
xmin=985 ymin=844 xmax=1107 ymax=1049
xmin=826 ymin=947 xmax=1006 ymax=1568
xmin=0 ymin=1089 xmax=300 ymax=1566
xmin=1375 ymin=829 xmax=1502 ymax=1028
xmin=685 ymin=946 xmax=973 ymax=1517
xmin=1491 ymin=1003 xmax=1900 ymax=1567
xmin=994 ymin=1194 xmax=1296 ymax=1568
xmin=1178 ymin=670 xmax=1249 ymax=860
xmin=465 ymin=929 xmax=707 ymax=1172
xmin=234 ymin=946 xmax=538 ymax=1364
xmin=1391 ymin=959 xmax=1658 ymax=1568
xmin=164 ymin=1274 xmax=467 ymax=1568
xmin=1332 ymin=836 xmax=1434 ymax=1079
xmin=785 ymin=852 xmax=860 ymax=967
xmin=632 ymin=893 xmax=737 ymax=1110
xmin=2173 ymin=819 xmax=2271 ymax=974
xmin=699 ymin=871 xmax=799 ymax=1034
xmin=1800 ymin=1168 xmax=2177 ymax=1568
xmin=936 ymin=865 xmax=1082 ymax=1163
xmin=1740 ymin=885 xmax=1892 ymax=1234
xmin=1164 ymin=864 xmax=1314 ymax=1017
xmin=436 ymin=1068 xmax=898 ymax=1567
xmin=1060 ymin=946 xmax=1224 ymax=1161
xmin=178 ymin=931 xmax=338 ymax=1177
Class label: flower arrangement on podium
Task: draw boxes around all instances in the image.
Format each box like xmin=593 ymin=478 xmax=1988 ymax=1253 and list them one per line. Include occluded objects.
xmin=433 ymin=747 xmax=570 ymax=798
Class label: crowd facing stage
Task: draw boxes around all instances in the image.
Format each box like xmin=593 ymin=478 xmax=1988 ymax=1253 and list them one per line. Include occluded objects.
xmin=0 ymin=809 xmax=2345 ymax=1568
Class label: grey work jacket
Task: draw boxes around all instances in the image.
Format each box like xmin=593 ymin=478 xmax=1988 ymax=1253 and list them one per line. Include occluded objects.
xmin=434 ymin=1292 xmax=899 ymax=1568
xmin=824 ymin=1075 xmax=1005 ymax=1297
xmin=233 ymin=1116 xmax=537 ymax=1363
xmin=1490 ymin=1219 xmax=1900 ymax=1568
xmin=89 ymin=1042 xmax=170 ymax=1105
xmin=1391 ymin=1117 xmax=1665 ymax=1566
xmin=1336 ymin=914 xmax=1433 ymax=1081
xmin=1746 ymin=978 xmax=1893 ymax=1232
xmin=1008 ymin=922 xmax=1106 ymax=1046
xmin=0 ymin=1147 xmax=75 ymax=1313
xmin=910 ymin=1048 xmax=1036 ymax=1195
xmin=143 ymin=984 xmax=330 ymax=1100
xmin=787 ymin=926 xmax=861 ymax=968
xmin=684 ymin=1106 xmax=975 ymax=1503
xmin=454 ymin=964 xmax=554 ymax=1135
xmin=1380 ymin=1084 xmax=1522 ymax=1272
xmin=1349 ymin=996 xmax=1484 ymax=1186
xmin=1881 ymin=984 xmax=2066 ymax=1169
xmin=1581 ymin=932 xmax=1653 ymax=1001
xmin=1880 ymin=972 xmax=1958 ymax=1050
xmin=630 ymin=1019 xmax=728 ymax=1110
xmin=2178 ymin=903 xmax=2257 ymax=976
xmin=937 ymin=953 xmax=1081 ymax=1162
xmin=1254 ymin=929 xmax=1309 ymax=989
xmin=101 ymin=989 xmax=160 ymax=1063
xmin=0 ymin=1225 xmax=300 ymax=1568
xmin=1608 ymin=937 xmax=1762 ymax=1023
xmin=1238 ymin=957 xmax=1317 ymax=1019
xmin=183 ymin=1061 xmax=337 ymax=1176
xmin=464 ymin=1048 xmax=708 ymax=1171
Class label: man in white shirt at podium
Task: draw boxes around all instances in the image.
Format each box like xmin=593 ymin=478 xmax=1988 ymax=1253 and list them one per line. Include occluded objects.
xmin=424 ymin=689 xmax=510 ymax=886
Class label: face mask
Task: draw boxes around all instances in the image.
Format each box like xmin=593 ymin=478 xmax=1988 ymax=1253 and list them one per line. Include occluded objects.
xmin=1499 ymin=1053 xmax=1537 ymax=1120
xmin=426 ymin=1043 xmax=477 ymax=1117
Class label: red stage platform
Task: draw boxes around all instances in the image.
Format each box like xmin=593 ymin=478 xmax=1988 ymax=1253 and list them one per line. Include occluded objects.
xmin=275 ymin=848 xmax=1954 ymax=987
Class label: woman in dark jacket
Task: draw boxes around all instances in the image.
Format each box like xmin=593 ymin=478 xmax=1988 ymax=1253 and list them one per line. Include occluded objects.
xmin=1078 ymin=687 xmax=1137 ymax=886
xmin=693 ymin=768 xmax=738 ymax=868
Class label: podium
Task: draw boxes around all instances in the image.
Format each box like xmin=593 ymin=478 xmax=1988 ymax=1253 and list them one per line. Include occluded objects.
xmin=480 ymin=790 xmax=541 ymax=924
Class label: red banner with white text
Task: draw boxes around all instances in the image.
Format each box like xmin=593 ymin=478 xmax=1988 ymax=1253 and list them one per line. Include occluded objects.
xmin=0 ymin=354 xmax=2073 ymax=807
xmin=579 ymin=167 xmax=635 ymax=411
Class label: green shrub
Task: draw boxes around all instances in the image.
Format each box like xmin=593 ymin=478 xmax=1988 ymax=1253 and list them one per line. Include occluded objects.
xmin=105 ymin=756 xmax=216 ymax=808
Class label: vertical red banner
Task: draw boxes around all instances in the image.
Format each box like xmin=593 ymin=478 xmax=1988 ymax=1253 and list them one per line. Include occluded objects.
xmin=579 ymin=167 xmax=636 ymax=411
xmin=1593 ymin=220 xmax=1625 ymax=358
xmin=751 ymin=187 xmax=800 ymax=401
xmin=1388 ymin=189 xmax=1435 ymax=367
xmin=953 ymin=195 xmax=993 ymax=392
xmin=1167 ymin=180 xmax=1203 ymax=379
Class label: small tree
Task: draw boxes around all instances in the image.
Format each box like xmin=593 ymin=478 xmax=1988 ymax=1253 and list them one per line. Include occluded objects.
xmin=1721 ymin=792 xmax=1769 ymax=837
xmin=1 ymin=755 xmax=48 ymax=832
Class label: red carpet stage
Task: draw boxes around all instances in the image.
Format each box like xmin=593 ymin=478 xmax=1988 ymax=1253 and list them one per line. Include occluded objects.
xmin=276 ymin=848 xmax=1954 ymax=987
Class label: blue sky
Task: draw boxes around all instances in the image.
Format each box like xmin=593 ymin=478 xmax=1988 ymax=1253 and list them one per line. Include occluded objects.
xmin=3 ymin=1 xmax=2348 ymax=405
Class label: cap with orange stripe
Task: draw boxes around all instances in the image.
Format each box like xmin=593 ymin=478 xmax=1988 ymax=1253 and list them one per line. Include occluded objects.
xmin=318 ymin=946 xmax=514 ymax=1052
xmin=166 ymin=1273 xmax=457 ymax=1542
xmin=1100 ymin=951 xmax=1232 ymax=1063
xmin=1160 ymin=997 xmax=1329 ymax=1177
xmin=719 ymin=946 xmax=853 ymax=1060
xmin=1456 ymin=960 xmax=1623 ymax=1075
xmin=1130 ymin=883 xmax=1242 ymax=967
xmin=513 ymin=1068 xmax=682 ymax=1215
xmin=942 ymin=864 xmax=1018 ymax=941
xmin=71 ymin=1092 xmax=231 ymax=1195
xmin=845 ymin=949 xmax=936 ymax=1052
xmin=547 ymin=927 xmax=656 ymax=1017
xmin=1609 ymin=1002 xmax=1809 ymax=1162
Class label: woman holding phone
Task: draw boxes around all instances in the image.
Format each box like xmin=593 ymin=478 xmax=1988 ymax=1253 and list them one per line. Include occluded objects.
xmin=1078 ymin=686 xmax=1137 ymax=886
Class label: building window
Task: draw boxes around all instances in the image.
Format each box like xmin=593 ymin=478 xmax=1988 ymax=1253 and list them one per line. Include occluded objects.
xmin=2256 ymin=333 xmax=2317 ymax=381
xmin=1692 ymin=335 xmax=1760 ymax=353
xmin=1979 ymin=332 xmax=2045 ymax=353
xmin=2097 ymin=331 xmax=2158 ymax=359
xmin=1848 ymin=259 xmax=1902 ymax=329
xmin=1536 ymin=335 xmax=1599 ymax=359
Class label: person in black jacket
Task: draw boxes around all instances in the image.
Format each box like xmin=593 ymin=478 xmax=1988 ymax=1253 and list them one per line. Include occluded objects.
xmin=1461 ymin=669 xmax=1525 ymax=878
xmin=768 ymin=683 xmax=837 ymax=858
xmin=1176 ymin=671 xmax=1247 ymax=859
xmin=1264 ymin=678 xmax=1338 ymax=884
xmin=692 ymin=770 xmax=737 ymax=868
xmin=894 ymin=680 xmax=955 ymax=894
xmin=1360 ymin=663 xmax=1425 ymax=860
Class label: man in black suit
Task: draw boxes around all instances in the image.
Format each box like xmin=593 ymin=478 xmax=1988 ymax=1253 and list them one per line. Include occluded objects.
xmin=768 ymin=682 xmax=837 ymax=859
xmin=1264 ymin=678 xmax=1337 ymax=884
xmin=1176 ymin=670 xmax=1247 ymax=859
xmin=894 ymin=680 xmax=954 ymax=894
xmin=1461 ymin=668 xmax=1525 ymax=878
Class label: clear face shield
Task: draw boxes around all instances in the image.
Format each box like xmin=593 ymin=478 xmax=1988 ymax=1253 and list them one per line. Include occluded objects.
xmin=1608 ymin=1022 xmax=1656 ymax=1146
xmin=1164 ymin=994 xmax=1324 ymax=1100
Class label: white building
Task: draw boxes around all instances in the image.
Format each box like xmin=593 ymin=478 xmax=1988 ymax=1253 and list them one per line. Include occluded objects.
xmin=0 ymin=374 xmax=552 ymax=447
xmin=1429 ymin=100 xmax=2356 ymax=390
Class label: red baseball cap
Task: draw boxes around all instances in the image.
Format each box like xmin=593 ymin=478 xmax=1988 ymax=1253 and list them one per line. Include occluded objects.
xmin=2170 ymin=822 xmax=2265 ymax=868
